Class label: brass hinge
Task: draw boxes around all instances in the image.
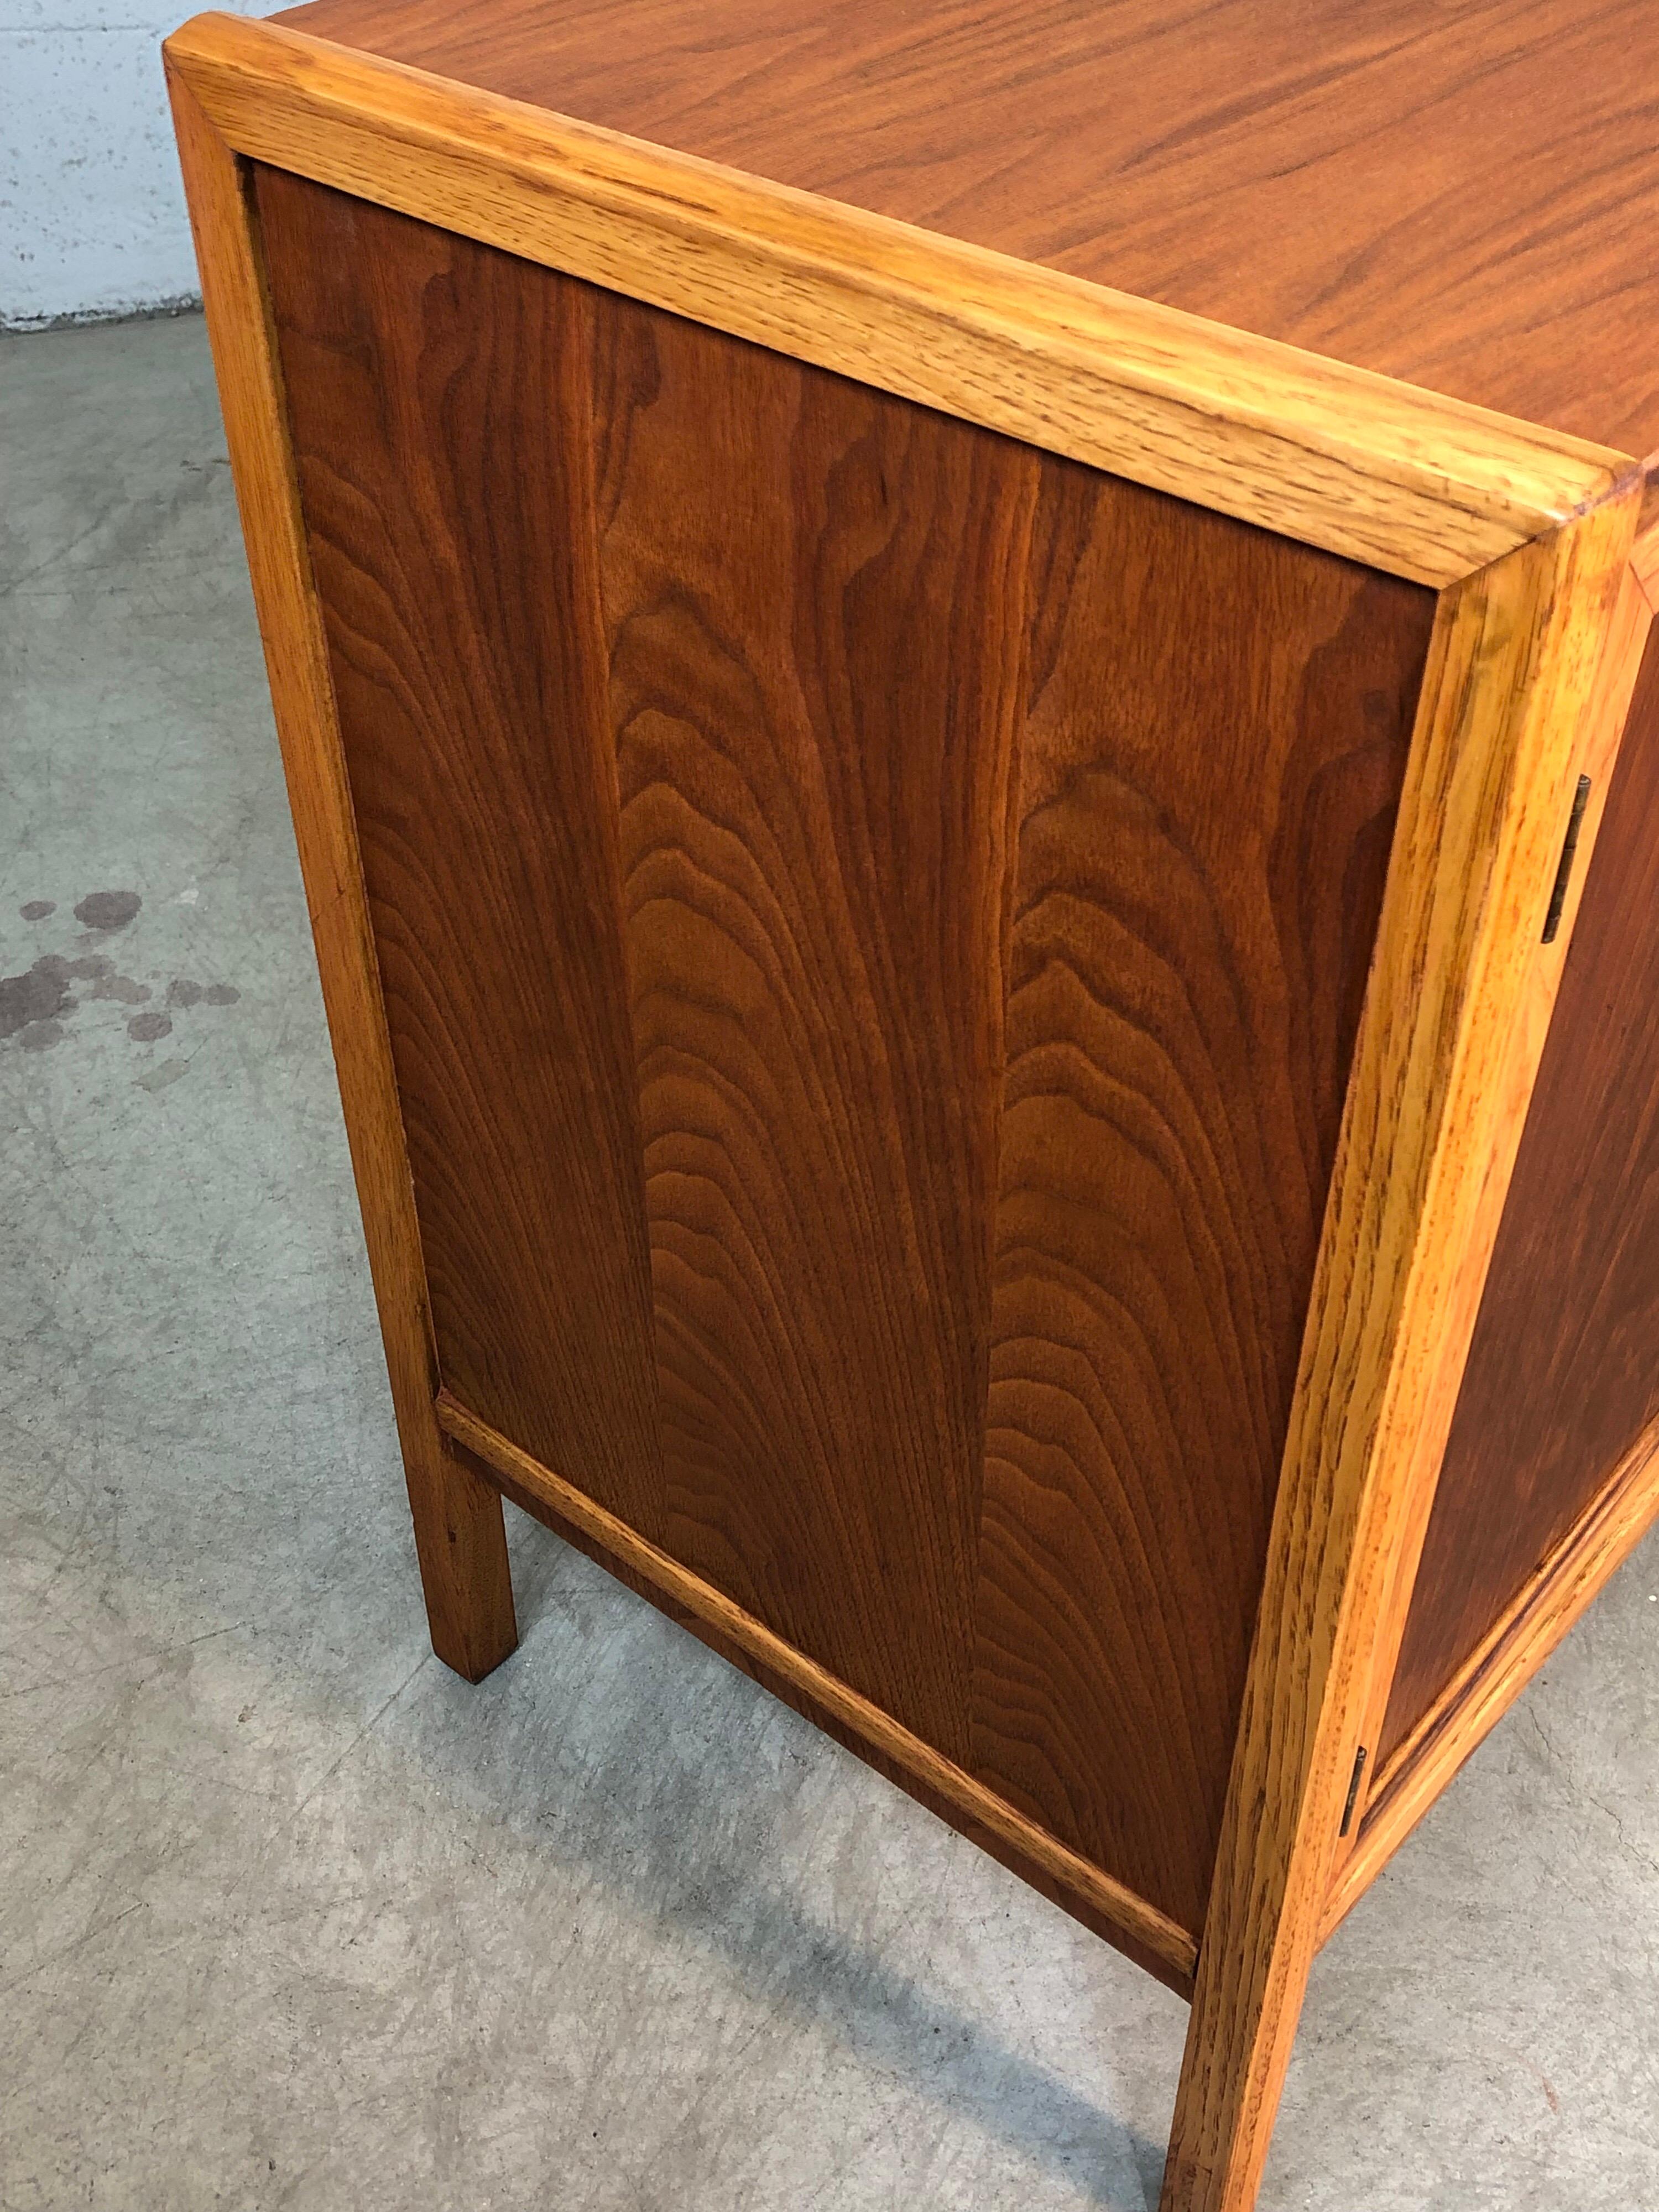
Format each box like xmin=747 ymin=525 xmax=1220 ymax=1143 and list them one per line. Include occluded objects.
xmin=1542 ymin=774 xmax=1593 ymax=944
xmin=1339 ymin=1744 xmax=1369 ymax=1838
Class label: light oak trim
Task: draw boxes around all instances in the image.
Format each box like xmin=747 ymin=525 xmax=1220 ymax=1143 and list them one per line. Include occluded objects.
xmin=1334 ymin=555 xmax=1655 ymax=1852
xmin=1319 ymin=1417 xmax=1659 ymax=1948
xmin=434 ymin=1389 xmax=1201 ymax=1989
xmin=1630 ymin=521 xmax=1659 ymax=612
xmin=168 ymin=66 xmax=516 ymax=1681
xmin=1162 ymin=491 xmax=1640 ymax=2212
xmin=160 ymin=9 xmax=1636 ymax=589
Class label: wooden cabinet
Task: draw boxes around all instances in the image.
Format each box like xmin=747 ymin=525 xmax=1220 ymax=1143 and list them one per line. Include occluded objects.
xmin=165 ymin=7 xmax=1659 ymax=2203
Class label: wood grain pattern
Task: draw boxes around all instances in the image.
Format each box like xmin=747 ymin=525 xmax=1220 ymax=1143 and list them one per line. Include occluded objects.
xmin=253 ymin=169 xmax=667 ymax=1535
xmin=267 ymin=0 xmax=1659 ymax=460
xmin=972 ymin=461 xmax=1434 ymax=1934
xmin=1380 ymin=604 xmax=1659 ymax=1767
xmin=162 ymin=13 xmax=1635 ymax=587
xmin=1630 ymin=510 xmax=1659 ymax=609
xmin=438 ymin=1389 xmax=1200 ymax=1987
xmin=1332 ymin=556 xmax=1656 ymax=1840
xmin=228 ymin=171 xmax=1444 ymax=1973
xmin=450 ymin=1431 xmax=1197 ymax=1998
xmin=1164 ymin=493 xmax=1638 ymax=2212
xmin=174 ymin=59 xmax=1654 ymax=2205
xmin=166 ymin=78 xmax=517 ymax=1681
xmin=171 ymin=14 xmax=1659 ymax=2189
xmin=1322 ymin=1416 xmax=1659 ymax=1946
xmin=593 ymin=291 xmax=1036 ymax=1757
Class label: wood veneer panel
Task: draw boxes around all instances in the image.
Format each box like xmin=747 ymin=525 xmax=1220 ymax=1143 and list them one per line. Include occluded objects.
xmin=254 ymin=170 xmax=666 ymax=1534
xmin=1381 ymin=623 xmax=1659 ymax=1766
xmin=972 ymin=463 xmax=1436 ymax=1933
xmin=441 ymin=1400 xmax=1198 ymax=1991
xmin=455 ymin=1433 xmax=1196 ymax=1994
xmin=254 ymin=166 xmax=1438 ymax=1932
xmin=275 ymin=0 xmax=1659 ymax=459
xmin=593 ymin=293 xmax=1038 ymax=1760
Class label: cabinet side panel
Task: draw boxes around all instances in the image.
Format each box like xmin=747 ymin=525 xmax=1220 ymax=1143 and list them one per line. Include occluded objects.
xmin=973 ymin=463 xmax=1437 ymax=1932
xmin=593 ymin=295 xmax=1039 ymax=1761
xmin=253 ymin=160 xmax=1439 ymax=1925
xmin=254 ymin=169 xmax=667 ymax=1533
xmin=1383 ymin=624 xmax=1659 ymax=1766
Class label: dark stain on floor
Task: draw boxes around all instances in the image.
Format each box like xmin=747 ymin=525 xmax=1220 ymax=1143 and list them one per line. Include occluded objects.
xmin=0 ymin=957 xmax=75 ymax=1040
xmin=2 ymin=896 xmax=242 ymax=1071
xmin=88 ymin=965 xmax=152 ymax=1005
xmin=73 ymin=889 xmax=142 ymax=932
xmin=168 ymin=978 xmax=239 ymax=1009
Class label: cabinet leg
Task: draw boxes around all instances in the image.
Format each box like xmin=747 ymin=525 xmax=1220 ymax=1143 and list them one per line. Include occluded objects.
xmin=401 ymin=1427 xmax=518 ymax=1682
xmin=168 ymin=75 xmax=520 ymax=1689
xmin=1156 ymin=1877 xmax=1319 ymax=2210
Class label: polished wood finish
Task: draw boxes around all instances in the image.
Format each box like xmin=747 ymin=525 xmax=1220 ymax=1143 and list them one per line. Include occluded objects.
xmin=168 ymin=75 xmax=517 ymax=1683
xmin=272 ymin=0 xmax=1659 ymax=459
xmin=453 ymin=1433 xmax=1199 ymax=1997
xmin=253 ymin=166 xmax=666 ymax=1536
xmin=1165 ymin=498 xmax=1637 ymax=2212
xmin=1380 ymin=607 xmax=1659 ymax=1765
xmin=1323 ymin=1416 xmax=1659 ymax=1946
xmin=164 ymin=14 xmax=1632 ymax=588
xmin=166 ymin=8 xmax=1659 ymax=2206
xmin=592 ymin=288 xmax=1029 ymax=1764
xmin=441 ymin=1391 xmax=1200 ymax=1989
xmin=1335 ymin=555 xmax=1658 ymax=1847
xmin=248 ymin=170 xmax=1435 ymax=1953
xmin=1631 ymin=514 xmax=1659 ymax=610
xmin=972 ymin=460 xmax=1431 ymax=1934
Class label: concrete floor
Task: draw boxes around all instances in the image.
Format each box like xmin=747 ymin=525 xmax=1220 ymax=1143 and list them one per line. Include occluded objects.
xmin=2 ymin=311 xmax=1656 ymax=2212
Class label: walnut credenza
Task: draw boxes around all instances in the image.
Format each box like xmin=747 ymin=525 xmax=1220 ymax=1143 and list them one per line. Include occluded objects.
xmin=165 ymin=6 xmax=1659 ymax=2203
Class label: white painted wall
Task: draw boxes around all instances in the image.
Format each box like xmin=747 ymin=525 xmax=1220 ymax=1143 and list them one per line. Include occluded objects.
xmin=1 ymin=0 xmax=283 ymax=327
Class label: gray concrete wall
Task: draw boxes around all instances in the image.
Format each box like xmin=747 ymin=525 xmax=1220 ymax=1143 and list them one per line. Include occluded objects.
xmin=0 ymin=0 xmax=280 ymax=329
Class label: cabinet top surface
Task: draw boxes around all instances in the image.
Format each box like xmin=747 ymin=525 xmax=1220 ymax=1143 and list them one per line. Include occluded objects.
xmin=273 ymin=0 xmax=1659 ymax=460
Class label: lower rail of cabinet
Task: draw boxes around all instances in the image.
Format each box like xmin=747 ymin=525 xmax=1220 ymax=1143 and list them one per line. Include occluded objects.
xmin=437 ymin=1388 xmax=1201 ymax=1998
